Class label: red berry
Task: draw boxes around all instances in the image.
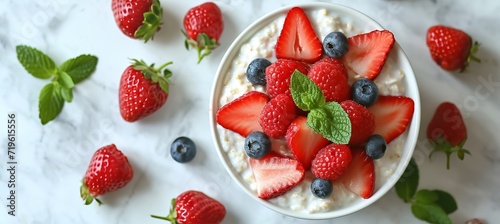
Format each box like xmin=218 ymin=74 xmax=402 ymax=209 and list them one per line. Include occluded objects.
xmin=311 ymin=144 xmax=352 ymax=181
xmin=151 ymin=190 xmax=226 ymax=224
xmin=308 ymin=58 xmax=350 ymax=102
xmin=339 ymin=148 xmax=375 ymax=199
xmin=426 ymin=25 xmax=480 ymax=71
xmin=265 ymin=59 xmax=309 ymax=99
xmin=183 ymin=2 xmax=224 ymax=63
xmin=259 ymin=94 xmax=298 ymax=139
xmin=369 ymin=95 xmax=415 ymax=144
xmin=112 ymin=0 xmax=162 ymax=42
xmin=119 ymin=59 xmax=172 ymax=122
xmin=81 ymin=144 xmax=133 ymax=205
xmin=340 ymin=100 xmax=375 ymax=146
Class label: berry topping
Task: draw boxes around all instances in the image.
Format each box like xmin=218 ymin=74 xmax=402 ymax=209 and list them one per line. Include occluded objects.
xmin=170 ymin=136 xmax=197 ymax=163
xmin=265 ymin=59 xmax=309 ymax=98
xmin=311 ymin=144 xmax=352 ymax=181
xmin=286 ymin=116 xmax=330 ymax=170
xmin=342 ymin=30 xmax=395 ymax=80
xmin=244 ymin=131 xmax=272 ymax=159
xmin=259 ymin=94 xmax=298 ymax=138
xmin=365 ymin=134 xmax=387 ymax=160
xmin=369 ymin=95 xmax=415 ymax=143
xmin=340 ymin=100 xmax=375 ymax=146
xmin=307 ymin=58 xmax=350 ymax=102
xmin=351 ymin=78 xmax=379 ymax=107
xmin=323 ymin=31 xmax=349 ymax=58
xmin=275 ymin=7 xmax=322 ymax=63
xmin=426 ymin=25 xmax=480 ymax=71
xmin=216 ymin=91 xmax=269 ymax=137
xmin=249 ymin=153 xmax=305 ymax=200
xmin=340 ymin=148 xmax=375 ymax=199
xmin=311 ymin=178 xmax=333 ymax=199
xmin=247 ymin=58 xmax=271 ymax=85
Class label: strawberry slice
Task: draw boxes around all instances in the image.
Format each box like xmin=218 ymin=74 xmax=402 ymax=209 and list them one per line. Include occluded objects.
xmin=342 ymin=30 xmax=395 ymax=80
xmin=249 ymin=152 xmax=305 ymax=199
xmin=339 ymin=148 xmax=375 ymax=199
xmin=275 ymin=7 xmax=322 ymax=63
xmin=286 ymin=116 xmax=330 ymax=170
xmin=216 ymin=91 xmax=269 ymax=137
xmin=369 ymin=95 xmax=415 ymax=143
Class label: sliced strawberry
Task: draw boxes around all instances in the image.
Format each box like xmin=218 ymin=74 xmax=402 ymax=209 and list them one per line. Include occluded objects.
xmin=342 ymin=30 xmax=395 ymax=80
xmin=339 ymin=148 xmax=374 ymax=199
xmin=249 ymin=152 xmax=305 ymax=199
xmin=275 ymin=7 xmax=322 ymax=63
xmin=369 ymin=95 xmax=415 ymax=143
xmin=216 ymin=91 xmax=269 ymax=137
xmin=286 ymin=116 xmax=330 ymax=170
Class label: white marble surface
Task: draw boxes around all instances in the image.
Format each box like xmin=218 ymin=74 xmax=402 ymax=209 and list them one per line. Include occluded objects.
xmin=0 ymin=0 xmax=499 ymax=223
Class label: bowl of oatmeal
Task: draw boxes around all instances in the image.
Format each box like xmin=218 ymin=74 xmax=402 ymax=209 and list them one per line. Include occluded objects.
xmin=209 ymin=2 xmax=421 ymax=219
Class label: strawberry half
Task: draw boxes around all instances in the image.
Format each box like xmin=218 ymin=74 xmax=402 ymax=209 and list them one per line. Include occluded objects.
xmin=369 ymin=95 xmax=415 ymax=144
xmin=342 ymin=30 xmax=395 ymax=80
xmin=275 ymin=7 xmax=322 ymax=63
xmin=216 ymin=91 xmax=269 ymax=137
xmin=249 ymin=152 xmax=305 ymax=199
xmin=286 ymin=116 xmax=330 ymax=170
xmin=339 ymin=148 xmax=375 ymax=199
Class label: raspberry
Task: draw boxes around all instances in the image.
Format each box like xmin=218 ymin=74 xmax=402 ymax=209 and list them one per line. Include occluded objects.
xmin=308 ymin=58 xmax=350 ymax=102
xmin=259 ymin=94 xmax=298 ymax=138
xmin=341 ymin=100 xmax=375 ymax=146
xmin=311 ymin=144 xmax=352 ymax=181
xmin=265 ymin=59 xmax=309 ymax=98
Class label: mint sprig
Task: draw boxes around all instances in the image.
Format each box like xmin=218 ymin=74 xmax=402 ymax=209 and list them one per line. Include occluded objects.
xmin=396 ymin=158 xmax=458 ymax=224
xmin=16 ymin=45 xmax=98 ymax=125
xmin=290 ymin=70 xmax=351 ymax=144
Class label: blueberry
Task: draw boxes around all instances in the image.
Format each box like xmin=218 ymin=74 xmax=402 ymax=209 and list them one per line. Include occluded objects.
xmin=365 ymin=134 xmax=387 ymax=159
xmin=323 ymin=31 xmax=349 ymax=58
xmin=311 ymin=178 xmax=333 ymax=199
xmin=244 ymin=131 xmax=271 ymax=159
xmin=246 ymin=58 xmax=271 ymax=85
xmin=351 ymin=78 xmax=379 ymax=107
xmin=170 ymin=137 xmax=196 ymax=163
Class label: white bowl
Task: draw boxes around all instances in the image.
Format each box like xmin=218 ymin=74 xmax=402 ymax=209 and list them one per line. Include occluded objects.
xmin=209 ymin=2 xmax=421 ymax=220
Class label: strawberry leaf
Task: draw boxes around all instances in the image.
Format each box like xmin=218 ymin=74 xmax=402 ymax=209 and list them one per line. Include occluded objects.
xmin=59 ymin=54 xmax=98 ymax=84
xmin=395 ymin=158 xmax=419 ymax=202
xmin=290 ymin=70 xmax=325 ymax=111
xmin=307 ymin=102 xmax=351 ymax=144
xmin=16 ymin=45 xmax=57 ymax=79
xmin=134 ymin=0 xmax=163 ymax=42
xmin=39 ymin=83 xmax=64 ymax=125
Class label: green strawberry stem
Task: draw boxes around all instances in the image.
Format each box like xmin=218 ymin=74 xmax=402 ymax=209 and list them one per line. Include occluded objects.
xmin=150 ymin=198 xmax=177 ymax=223
xmin=461 ymin=41 xmax=481 ymax=72
xmin=429 ymin=137 xmax=470 ymax=169
xmin=182 ymin=31 xmax=219 ymax=64
xmin=134 ymin=0 xmax=163 ymax=42
xmin=80 ymin=180 xmax=102 ymax=206
xmin=130 ymin=59 xmax=173 ymax=94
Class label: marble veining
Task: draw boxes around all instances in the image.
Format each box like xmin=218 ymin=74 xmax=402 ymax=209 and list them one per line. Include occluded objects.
xmin=1 ymin=0 xmax=499 ymax=223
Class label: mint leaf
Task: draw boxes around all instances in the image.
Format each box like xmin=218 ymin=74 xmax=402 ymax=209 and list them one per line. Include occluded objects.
xmin=290 ymin=70 xmax=325 ymax=111
xmin=59 ymin=54 xmax=98 ymax=84
xmin=415 ymin=189 xmax=438 ymax=203
xmin=39 ymin=83 xmax=64 ymax=125
xmin=60 ymin=87 xmax=73 ymax=103
xmin=58 ymin=71 xmax=75 ymax=89
xmin=16 ymin=45 xmax=56 ymax=79
xmin=396 ymin=158 xmax=419 ymax=202
xmin=307 ymin=101 xmax=351 ymax=144
xmin=411 ymin=202 xmax=452 ymax=224
xmin=432 ymin=190 xmax=457 ymax=214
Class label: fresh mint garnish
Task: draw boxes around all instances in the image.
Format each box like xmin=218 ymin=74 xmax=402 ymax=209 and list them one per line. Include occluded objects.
xmin=289 ymin=70 xmax=351 ymax=144
xmin=396 ymin=158 xmax=458 ymax=224
xmin=16 ymin=45 xmax=98 ymax=125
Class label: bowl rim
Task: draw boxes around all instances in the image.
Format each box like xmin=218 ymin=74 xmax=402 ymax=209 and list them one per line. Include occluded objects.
xmin=209 ymin=2 xmax=421 ymax=220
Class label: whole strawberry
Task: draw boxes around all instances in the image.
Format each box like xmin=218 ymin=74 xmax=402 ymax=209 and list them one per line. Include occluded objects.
xmin=119 ymin=59 xmax=173 ymax=122
xmin=112 ymin=0 xmax=163 ymax=42
xmin=151 ymin=190 xmax=226 ymax=224
xmin=81 ymin=144 xmax=133 ymax=205
xmin=427 ymin=102 xmax=470 ymax=169
xmin=426 ymin=25 xmax=480 ymax=71
xmin=183 ymin=2 xmax=224 ymax=63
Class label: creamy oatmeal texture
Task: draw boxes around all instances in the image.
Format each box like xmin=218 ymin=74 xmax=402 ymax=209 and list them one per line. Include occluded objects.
xmin=217 ymin=9 xmax=406 ymax=213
